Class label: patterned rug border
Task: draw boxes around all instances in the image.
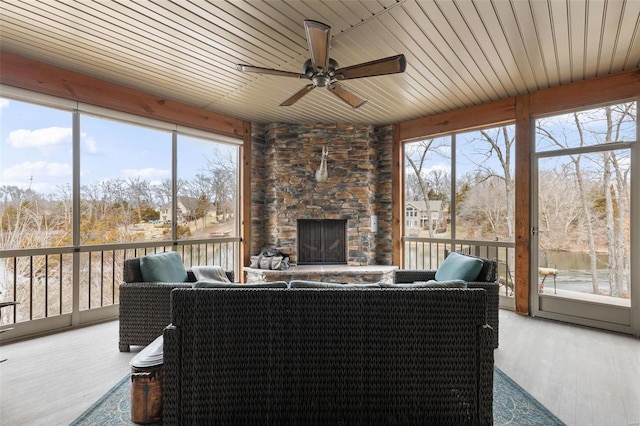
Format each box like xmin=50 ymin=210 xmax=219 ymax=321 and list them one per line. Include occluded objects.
xmin=494 ymin=367 xmax=560 ymax=422
xmin=71 ymin=367 xmax=565 ymax=425
xmin=69 ymin=374 xmax=130 ymax=426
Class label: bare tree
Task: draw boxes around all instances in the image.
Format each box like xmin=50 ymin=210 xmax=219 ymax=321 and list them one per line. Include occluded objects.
xmin=125 ymin=177 xmax=153 ymax=222
xmin=458 ymin=174 xmax=510 ymax=239
xmin=599 ymin=105 xmax=632 ymax=297
xmin=537 ymin=168 xmax=583 ymax=251
xmin=536 ymin=103 xmax=634 ymax=296
xmin=203 ymin=146 xmax=237 ymax=221
xmin=458 ymin=127 xmax=515 ymax=240
xmin=404 ymin=139 xmax=451 ymax=236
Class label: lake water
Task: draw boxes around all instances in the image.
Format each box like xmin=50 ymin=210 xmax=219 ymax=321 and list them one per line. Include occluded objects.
xmin=541 ymin=251 xmax=627 ymax=296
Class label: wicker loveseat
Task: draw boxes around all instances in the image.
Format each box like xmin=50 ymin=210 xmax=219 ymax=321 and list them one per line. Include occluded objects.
xmin=118 ymin=256 xmax=233 ymax=352
xmin=394 ymin=253 xmax=500 ymax=348
xmin=163 ymin=287 xmax=494 ymax=425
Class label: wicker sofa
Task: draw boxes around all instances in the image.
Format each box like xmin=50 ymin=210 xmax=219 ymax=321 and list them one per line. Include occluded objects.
xmin=163 ymin=287 xmax=494 ymax=425
xmin=118 ymin=257 xmax=233 ymax=352
xmin=394 ymin=254 xmax=500 ymax=348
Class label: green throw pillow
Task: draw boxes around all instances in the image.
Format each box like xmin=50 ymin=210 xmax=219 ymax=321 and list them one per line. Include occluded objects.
xmin=139 ymin=252 xmax=188 ymax=283
xmin=434 ymin=252 xmax=484 ymax=282
xmin=193 ymin=281 xmax=288 ymax=288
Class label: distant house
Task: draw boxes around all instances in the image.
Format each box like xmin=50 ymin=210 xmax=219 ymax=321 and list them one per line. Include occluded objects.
xmin=159 ymin=196 xmax=205 ymax=224
xmin=405 ymin=200 xmax=443 ymax=229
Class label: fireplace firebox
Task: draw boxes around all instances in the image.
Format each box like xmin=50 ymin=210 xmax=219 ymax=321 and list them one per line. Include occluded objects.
xmin=297 ymin=219 xmax=347 ymax=264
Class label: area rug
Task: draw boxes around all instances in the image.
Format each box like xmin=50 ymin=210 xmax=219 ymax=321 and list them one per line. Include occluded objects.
xmin=70 ymin=367 xmax=564 ymax=425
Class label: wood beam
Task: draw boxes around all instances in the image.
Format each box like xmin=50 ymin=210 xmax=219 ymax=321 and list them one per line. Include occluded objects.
xmin=0 ymin=51 xmax=245 ymax=138
xmin=530 ymin=68 xmax=640 ymax=116
xmin=240 ymin=122 xmax=252 ymax=282
xmin=514 ymin=94 xmax=531 ymax=315
xmin=392 ymin=124 xmax=403 ymax=267
xmin=398 ymin=97 xmax=515 ymax=142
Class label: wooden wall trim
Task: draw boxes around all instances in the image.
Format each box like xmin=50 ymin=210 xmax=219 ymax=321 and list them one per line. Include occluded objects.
xmin=0 ymin=51 xmax=245 ymax=138
xmin=240 ymin=122 xmax=252 ymax=282
xmin=392 ymin=124 xmax=403 ymax=267
xmin=398 ymin=97 xmax=515 ymax=142
xmin=530 ymin=68 xmax=640 ymax=116
xmin=514 ymin=94 xmax=531 ymax=315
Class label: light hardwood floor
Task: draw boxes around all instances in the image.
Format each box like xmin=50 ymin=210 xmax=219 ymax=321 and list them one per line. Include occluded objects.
xmin=1 ymin=310 xmax=639 ymax=426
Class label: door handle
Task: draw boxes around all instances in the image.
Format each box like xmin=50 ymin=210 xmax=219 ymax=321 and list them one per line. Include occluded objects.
xmin=531 ymin=227 xmax=543 ymax=235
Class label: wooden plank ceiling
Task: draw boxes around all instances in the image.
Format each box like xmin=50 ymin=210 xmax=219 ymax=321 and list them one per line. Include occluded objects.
xmin=1 ymin=0 xmax=639 ymax=126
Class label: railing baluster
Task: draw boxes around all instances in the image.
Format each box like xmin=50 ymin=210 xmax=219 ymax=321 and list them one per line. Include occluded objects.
xmin=88 ymin=252 xmax=92 ymax=310
xmin=29 ymin=256 xmax=33 ymax=320
xmin=59 ymin=254 xmax=63 ymax=315
xmin=100 ymin=251 xmax=104 ymax=308
xmin=45 ymin=254 xmax=49 ymax=318
xmin=111 ymin=251 xmax=116 ymax=305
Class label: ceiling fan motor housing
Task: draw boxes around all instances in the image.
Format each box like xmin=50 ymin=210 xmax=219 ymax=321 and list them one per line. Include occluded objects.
xmin=304 ymin=59 xmax=338 ymax=87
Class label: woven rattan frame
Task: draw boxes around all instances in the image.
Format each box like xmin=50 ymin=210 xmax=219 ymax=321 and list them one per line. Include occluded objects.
xmin=163 ymin=288 xmax=494 ymax=425
xmin=118 ymin=258 xmax=233 ymax=352
xmin=393 ymin=259 xmax=500 ymax=349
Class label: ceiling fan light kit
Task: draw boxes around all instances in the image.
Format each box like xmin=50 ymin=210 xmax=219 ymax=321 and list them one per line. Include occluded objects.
xmin=236 ymin=20 xmax=406 ymax=109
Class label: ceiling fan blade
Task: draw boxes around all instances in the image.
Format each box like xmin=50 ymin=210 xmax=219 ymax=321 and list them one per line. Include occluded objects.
xmin=327 ymin=82 xmax=367 ymax=109
xmin=304 ymin=20 xmax=331 ymax=72
xmin=334 ymin=54 xmax=406 ymax=80
xmin=236 ymin=64 xmax=304 ymax=78
xmin=280 ymin=84 xmax=315 ymax=106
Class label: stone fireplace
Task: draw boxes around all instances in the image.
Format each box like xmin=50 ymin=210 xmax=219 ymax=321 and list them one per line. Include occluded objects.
xmin=250 ymin=122 xmax=394 ymax=266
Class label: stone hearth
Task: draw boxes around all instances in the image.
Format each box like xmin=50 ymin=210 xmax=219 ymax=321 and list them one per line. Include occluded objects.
xmin=244 ymin=265 xmax=398 ymax=284
xmin=250 ymin=123 xmax=394 ymax=266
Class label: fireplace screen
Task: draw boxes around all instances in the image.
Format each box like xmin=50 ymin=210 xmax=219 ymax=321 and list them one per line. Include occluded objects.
xmin=297 ymin=219 xmax=347 ymax=264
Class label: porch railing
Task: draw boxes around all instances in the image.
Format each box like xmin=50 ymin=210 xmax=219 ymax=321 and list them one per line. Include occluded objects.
xmin=0 ymin=237 xmax=240 ymax=333
xmin=403 ymin=237 xmax=516 ymax=300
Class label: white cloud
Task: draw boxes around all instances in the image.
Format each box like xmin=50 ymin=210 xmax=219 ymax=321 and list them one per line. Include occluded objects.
xmin=2 ymin=161 xmax=72 ymax=180
xmin=7 ymin=127 xmax=72 ymax=148
xmin=121 ymin=168 xmax=170 ymax=179
xmin=84 ymin=136 xmax=99 ymax=153
xmin=0 ymin=98 xmax=9 ymax=109
xmin=426 ymin=164 xmax=450 ymax=174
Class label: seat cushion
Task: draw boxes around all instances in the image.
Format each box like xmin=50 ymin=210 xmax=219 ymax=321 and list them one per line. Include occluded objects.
xmin=193 ymin=281 xmax=288 ymax=288
xmin=289 ymin=280 xmax=381 ymax=288
xmin=380 ymin=280 xmax=467 ymax=288
xmin=139 ymin=252 xmax=188 ymax=283
xmin=435 ymin=252 xmax=484 ymax=282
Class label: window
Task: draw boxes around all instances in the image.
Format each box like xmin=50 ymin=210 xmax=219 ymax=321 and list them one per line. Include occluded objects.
xmin=403 ymin=125 xmax=515 ymax=285
xmin=176 ymin=134 xmax=238 ymax=240
xmin=0 ymin=98 xmax=73 ymax=249
xmin=404 ymin=136 xmax=451 ymax=239
xmin=0 ymin=89 xmax=242 ymax=327
xmin=79 ymin=115 xmax=172 ymax=245
xmin=1 ymin=97 xmax=74 ymax=318
xmin=456 ymin=126 xmax=515 ymax=242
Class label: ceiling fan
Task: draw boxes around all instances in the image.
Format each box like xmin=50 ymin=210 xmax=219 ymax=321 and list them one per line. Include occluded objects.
xmin=236 ymin=20 xmax=406 ymax=109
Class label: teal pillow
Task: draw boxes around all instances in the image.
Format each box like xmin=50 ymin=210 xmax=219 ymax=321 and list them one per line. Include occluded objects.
xmin=139 ymin=252 xmax=188 ymax=283
xmin=193 ymin=281 xmax=288 ymax=288
xmin=434 ymin=252 xmax=483 ymax=282
xmin=289 ymin=280 xmax=381 ymax=288
xmin=380 ymin=280 xmax=467 ymax=288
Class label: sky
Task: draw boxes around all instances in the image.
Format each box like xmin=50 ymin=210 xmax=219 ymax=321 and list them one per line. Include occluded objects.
xmin=0 ymin=97 xmax=237 ymax=196
xmin=404 ymin=126 xmax=517 ymax=181
xmin=3 ymin=96 xmax=634 ymax=196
